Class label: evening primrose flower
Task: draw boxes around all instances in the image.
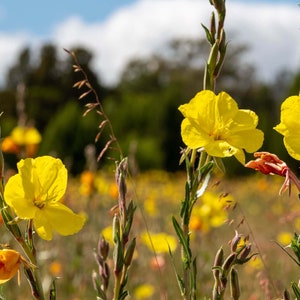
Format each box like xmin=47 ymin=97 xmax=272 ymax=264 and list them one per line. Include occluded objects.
xmin=178 ymin=90 xmax=264 ymax=164
xmin=274 ymin=94 xmax=300 ymax=160
xmin=4 ymin=156 xmax=86 ymax=240
xmin=0 ymin=249 xmax=22 ymax=284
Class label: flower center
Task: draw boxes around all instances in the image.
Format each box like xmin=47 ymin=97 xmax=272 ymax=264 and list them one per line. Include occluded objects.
xmin=34 ymin=195 xmax=47 ymax=209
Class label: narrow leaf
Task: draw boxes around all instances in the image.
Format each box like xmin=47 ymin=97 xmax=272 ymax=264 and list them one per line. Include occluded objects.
xmin=172 ymin=216 xmax=191 ymax=265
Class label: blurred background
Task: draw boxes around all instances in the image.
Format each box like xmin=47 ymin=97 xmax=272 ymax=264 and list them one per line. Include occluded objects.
xmin=0 ymin=0 xmax=299 ymax=175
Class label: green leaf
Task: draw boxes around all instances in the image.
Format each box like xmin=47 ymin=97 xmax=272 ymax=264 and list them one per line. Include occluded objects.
xmin=291 ymin=282 xmax=300 ymax=299
xmin=201 ymin=24 xmax=215 ymax=45
xmin=49 ymin=279 xmax=57 ymax=300
xmin=168 ymin=245 xmax=186 ymax=296
xmin=172 ymin=216 xmax=191 ymax=267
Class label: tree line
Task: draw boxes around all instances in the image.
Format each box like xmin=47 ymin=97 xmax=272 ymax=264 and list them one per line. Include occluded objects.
xmin=1 ymin=39 xmax=299 ymax=175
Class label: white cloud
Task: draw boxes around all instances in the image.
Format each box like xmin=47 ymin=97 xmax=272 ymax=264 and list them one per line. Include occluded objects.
xmin=0 ymin=0 xmax=299 ymax=87
xmin=0 ymin=33 xmax=30 ymax=85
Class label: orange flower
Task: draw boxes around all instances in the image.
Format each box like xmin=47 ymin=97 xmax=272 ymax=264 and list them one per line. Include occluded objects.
xmin=1 ymin=137 xmax=20 ymax=154
xmin=246 ymin=152 xmax=300 ymax=195
xmin=49 ymin=261 xmax=63 ymax=276
xmin=0 ymin=249 xmax=22 ymax=284
xmin=245 ymin=152 xmax=288 ymax=176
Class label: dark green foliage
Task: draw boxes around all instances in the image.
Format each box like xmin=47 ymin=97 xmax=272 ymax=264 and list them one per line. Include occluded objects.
xmin=1 ymin=39 xmax=299 ymax=174
xmin=38 ymin=101 xmax=99 ymax=174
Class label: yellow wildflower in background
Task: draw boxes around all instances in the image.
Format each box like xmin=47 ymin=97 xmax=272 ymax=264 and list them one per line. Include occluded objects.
xmin=101 ymin=226 xmax=114 ymax=245
xmin=0 ymin=249 xmax=22 ymax=284
xmin=274 ymin=94 xmax=300 ymax=160
xmin=190 ymin=191 xmax=230 ymax=233
xmin=4 ymin=156 xmax=86 ymax=240
xmin=277 ymin=231 xmax=293 ymax=246
xmin=10 ymin=126 xmax=41 ymax=146
xmin=133 ymin=284 xmax=155 ymax=299
xmin=178 ymin=90 xmax=264 ymax=164
xmin=1 ymin=126 xmax=42 ymax=157
xmin=141 ymin=232 xmax=177 ymax=253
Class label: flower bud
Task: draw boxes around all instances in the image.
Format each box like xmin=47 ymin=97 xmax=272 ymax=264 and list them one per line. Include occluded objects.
xmin=98 ymin=237 xmax=109 ymax=261
xmin=230 ymin=231 xmax=241 ymax=253
xmin=230 ymin=268 xmax=240 ymax=300
xmin=213 ymin=247 xmax=224 ymax=280
xmin=124 ymin=238 xmax=136 ymax=267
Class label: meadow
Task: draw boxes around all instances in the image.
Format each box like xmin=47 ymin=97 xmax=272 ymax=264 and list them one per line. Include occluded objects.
xmin=1 ymin=167 xmax=299 ymax=299
xmin=0 ymin=0 xmax=299 ymax=299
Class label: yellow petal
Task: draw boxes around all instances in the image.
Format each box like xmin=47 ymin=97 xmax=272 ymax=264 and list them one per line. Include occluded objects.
xmin=274 ymin=94 xmax=300 ymax=160
xmin=34 ymin=203 xmax=86 ymax=240
xmin=227 ymin=129 xmax=264 ymax=153
xmin=181 ymin=118 xmax=212 ymax=149
xmin=283 ymin=134 xmax=300 ymax=161
xmin=4 ymin=172 xmax=37 ymax=219
xmin=33 ymin=156 xmax=67 ymax=202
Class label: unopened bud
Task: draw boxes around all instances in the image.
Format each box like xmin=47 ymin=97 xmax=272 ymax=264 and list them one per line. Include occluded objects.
xmin=210 ymin=12 xmax=216 ymax=39
xmin=230 ymin=231 xmax=241 ymax=253
xmin=222 ymin=253 xmax=236 ymax=272
xmin=221 ymin=253 xmax=236 ymax=287
xmin=113 ymin=214 xmax=120 ymax=244
xmin=230 ymin=268 xmax=240 ymax=300
xmin=98 ymin=237 xmax=109 ymax=261
xmin=124 ymin=237 xmax=136 ymax=266
xmin=283 ymin=288 xmax=290 ymax=300
xmin=99 ymin=263 xmax=110 ymax=289
xmin=213 ymin=247 xmax=224 ymax=280
xmin=239 ymin=244 xmax=252 ymax=262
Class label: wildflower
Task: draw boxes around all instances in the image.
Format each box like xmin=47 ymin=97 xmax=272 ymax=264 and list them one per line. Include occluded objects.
xmin=101 ymin=226 xmax=114 ymax=245
xmin=4 ymin=156 xmax=86 ymax=240
xmin=0 ymin=249 xmax=22 ymax=284
xmin=150 ymin=255 xmax=166 ymax=270
xmin=274 ymin=94 xmax=300 ymax=160
xmin=49 ymin=261 xmax=63 ymax=277
xmin=141 ymin=232 xmax=177 ymax=253
xmin=1 ymin=126 xmax=42 ymax=157
xmin=79 ymin=170 xmax=95 ymax=196
xmin=133 ymin=284 xmax=155 ymax=299
xmin=178 ymin=90 xmax=263 ymax=164
xmin=245 ymin=152 xmax=300 ymax=195
xmin=190 ymin=191 xmax=230 ymax=233
xmin=277 ymin=231 xmax=293 ymax=246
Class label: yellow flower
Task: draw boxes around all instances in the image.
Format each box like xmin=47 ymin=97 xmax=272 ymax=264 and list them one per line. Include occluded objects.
xmin=4 ymin=156 xmax=86 ymax=240
xmin=133 ymin=284 xmax=155 ymax=299
xmin=274 ymin=94 xmax=300 ymax=160
xmin=277 ymin=231 xmax=293 ymax=246
xmin=141 ymin=232 xmax=177 ymax=253
xmin=178 ymin=90 xmax=264 ymax=164
xmin=190 ymin=191 xmax=230 ymax=233
xmin=0 ymin=249 xmax=22 ymax=284
xmin=10 ymin=126 xmax=41 ymax=146
xmin=2 ymin=126 xmax=42 ymax=157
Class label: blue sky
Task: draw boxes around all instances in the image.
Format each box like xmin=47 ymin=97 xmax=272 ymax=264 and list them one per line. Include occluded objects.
xmin=0 ymin=0 xmax=297 ymax=35
xmin=0 ymin=0 xmax=299 ymax=86
xmin=0 ymin=0 xmax=135 ymax=35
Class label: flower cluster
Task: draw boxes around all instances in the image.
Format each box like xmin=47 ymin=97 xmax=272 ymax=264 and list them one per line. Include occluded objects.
xmin=1 ymin=126 xmax=41 ymax=157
